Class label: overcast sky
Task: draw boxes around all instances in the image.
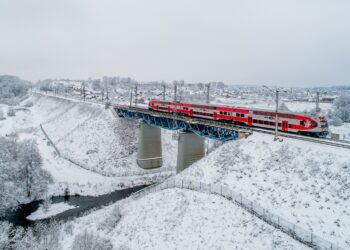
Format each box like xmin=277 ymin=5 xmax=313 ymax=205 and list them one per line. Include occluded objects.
xmin=0 ymin=0 xmax=349 ymax=86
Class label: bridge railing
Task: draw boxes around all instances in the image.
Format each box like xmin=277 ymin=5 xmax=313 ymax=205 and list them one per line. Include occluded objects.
xmin=132 ymin=177 xmax=343 ymax=250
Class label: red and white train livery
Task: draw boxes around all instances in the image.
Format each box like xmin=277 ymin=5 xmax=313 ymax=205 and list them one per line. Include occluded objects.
xmin=149 ymin=100 xmax=329 ymax=137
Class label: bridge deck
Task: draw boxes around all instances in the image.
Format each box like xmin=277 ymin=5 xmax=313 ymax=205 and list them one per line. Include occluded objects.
xmin=113 ymin=105 xmax=251 ymax=141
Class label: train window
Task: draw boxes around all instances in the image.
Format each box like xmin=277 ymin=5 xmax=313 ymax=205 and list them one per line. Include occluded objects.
xmin=278 ymin=123 xmax=281 ymax=127
xmin=300 ymin=121 xmax=305 ymax=126
xmin=253 ymin=119 xmax=257 ymax=123
xmin=236 ymin=113 xmax=239 ymax=117
xmin=312 ymin=122 xmax=318 ymax=127
xmin=289 ymin=124 xmax=292 ymax=128
xmin=241 ymin=114 xmax=244 ymax=117
xmin=264 ymin=121 xmax=268 ymax=125
xmin=259 ymin=120 xmax=263 ymax=124
xmin=224 ymin=112 xmax=227 ymax=115
xmin=271 ymin=122 xmax=275 ymax=126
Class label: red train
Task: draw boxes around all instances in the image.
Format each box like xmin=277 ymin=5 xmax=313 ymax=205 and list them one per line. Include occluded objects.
xmin=149 ymin=100 xmax=329 ymax=137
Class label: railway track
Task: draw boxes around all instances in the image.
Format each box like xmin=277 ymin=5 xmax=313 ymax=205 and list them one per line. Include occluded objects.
xmin=32 ymin=93 xmax=350 ymax=150
xmin=114 ymin=105 xmax=350 ymax=150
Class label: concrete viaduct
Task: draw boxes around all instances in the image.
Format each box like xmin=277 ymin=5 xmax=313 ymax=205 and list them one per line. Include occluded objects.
xmin=114 ymin=105 xmax=251 ymax=173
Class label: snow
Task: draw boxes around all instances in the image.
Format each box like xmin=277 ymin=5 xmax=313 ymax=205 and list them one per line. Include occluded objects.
xmin=1 ymin=90 xmax=348 ymax=249
xmin=329 ymin=123 xmax=350 ymax=141
xmin=27 ymin=202 xmax=77 ymax=221
xmin=59 ymin=189 xmax=311 ymax=250
xmin=0 ymin=93 xmax=175 ymax=197
xmin=179 ymin=133 xmax=350 ymax=248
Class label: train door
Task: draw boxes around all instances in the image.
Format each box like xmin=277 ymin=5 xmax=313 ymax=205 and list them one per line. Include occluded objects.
xmin=248 ymin=116 xmax=253 ymax=126
xmin=282 ymin=121 xmax=288 ymax=131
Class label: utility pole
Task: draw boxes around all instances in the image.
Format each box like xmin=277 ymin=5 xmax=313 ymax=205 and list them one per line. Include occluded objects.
xmin=174 ymin=82 xmax=177 ymax=114
xmin=105 ymin=83 xmax=109 ymax=100
xmin=206 ymin=83 xmax=210 ymax=104
xmin=263 ymin=85 xmax=286 ymax=141
xmin=129 ymin=88 xmax=133 ymax=107
xmin=162 ymin=83 xmax=166 ymax=101
xmin=134 ymin=83 xmax=138 ymax=107
xmin=82 ymin=82 xmax=86 ymax=102
xmin=316 ymin=91 xmax=320 ymax=113
xmin=275 ymin=90 xmax=279 ymax=140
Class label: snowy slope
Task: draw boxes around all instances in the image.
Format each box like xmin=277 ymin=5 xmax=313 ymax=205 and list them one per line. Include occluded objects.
xmin=30 ymin=94 xmax=139 ymax=174
xmin=179 ymin=133 xmax=350 ymax=248
xmin=0 ymin=94 xmax=175 ymax=196
xmin=28 ymin=93 xmax=178 ymax=175
xmin=59 ymin=189 xmax=311 ymax=250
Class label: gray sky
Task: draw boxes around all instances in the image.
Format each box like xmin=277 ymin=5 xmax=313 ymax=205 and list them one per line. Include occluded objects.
xmin=1 ymin=0 xmax=349 ymax=86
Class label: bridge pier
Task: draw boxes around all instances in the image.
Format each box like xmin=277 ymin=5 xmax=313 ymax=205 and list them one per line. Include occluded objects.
xmin=137 ymin=122 xmax=162 ymax=169
xmin=176 ymin=131 xmax=205 ymax=173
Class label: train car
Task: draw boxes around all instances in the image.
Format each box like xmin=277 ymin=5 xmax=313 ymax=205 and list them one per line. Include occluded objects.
xmin=148 ymin=99 xmax=329 ymax=137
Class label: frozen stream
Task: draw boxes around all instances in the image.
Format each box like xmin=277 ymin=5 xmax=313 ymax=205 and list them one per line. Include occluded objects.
xmin=2 ymin=185 xmax=148 ymax=227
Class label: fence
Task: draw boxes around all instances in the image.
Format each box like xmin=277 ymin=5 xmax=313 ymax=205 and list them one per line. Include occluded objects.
xmin=62 ymin=156 xmax=175 ymax=178
xmin=132 ymin=177 xmax=343 ymax=250
xmin=40 ymin=124 xmax=61 ymax=156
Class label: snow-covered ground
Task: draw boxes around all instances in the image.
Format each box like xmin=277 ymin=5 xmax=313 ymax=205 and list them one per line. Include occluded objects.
xmin=2 ymin=91 xmax=347 ymax=249
xmin=329 ymin=123 xmax=350 ymax=141
xmin=179 ymin=133 xmax=350 ymax=249
xmin=58 ymin=189 xmax=311 ymax=250
xmin=0 ymin=94 xmax=176 ymax=197
xmin=27 ymin=202 xmax=77 ymax=221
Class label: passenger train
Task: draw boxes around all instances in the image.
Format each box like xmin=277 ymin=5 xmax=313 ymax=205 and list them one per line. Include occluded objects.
xmin=148 ymin=100 xmax=329 ymax=137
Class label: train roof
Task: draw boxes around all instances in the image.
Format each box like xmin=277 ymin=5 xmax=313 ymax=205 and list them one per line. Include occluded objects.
xmin=150 ymin=99 xmax=318 ymax=117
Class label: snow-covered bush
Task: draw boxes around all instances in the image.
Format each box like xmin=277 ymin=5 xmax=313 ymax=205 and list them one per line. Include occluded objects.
xmin=331 ymin=95 xmax=350 ymax=124
xmin=8 ymin=221 xmax=62 ymax=250
xmin=7 ymin=107 xmax=15 ymax=116
xmin=98 ymin=205 xmax=121 ymax=232
xmin=329 ymin=114 xmax=343 ymax=126
xmin=0 ymin=221 xmax=14 ymax=250
xmin=24 ymin=101 xmax=34 ymax=107
xmin=0 ymin=75 xmax=29 ymax=105
xmin=72 ymin=230 xmax=113 ymax=250
xmin=0 ymin=137 xmax=53 ymax=214
xmin=0 ymin=109 xmax=5 ymax=120
xmin=42 ymin=197 xmax=52 ymax=213
xmin=279 ymin=102 xmax=290 ymax=111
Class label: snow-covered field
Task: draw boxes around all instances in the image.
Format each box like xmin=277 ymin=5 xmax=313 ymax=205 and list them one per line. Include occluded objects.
xmin=179 ymin=133 xmax=350 ymax=248
xmin=57 ymin=188 xmax=311 ymax=250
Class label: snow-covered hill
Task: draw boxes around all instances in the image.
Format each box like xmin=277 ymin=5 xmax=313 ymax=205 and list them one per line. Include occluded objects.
xmin=28 ymin=93 xmax=178 ymax=175
xmin=0 ymin=93 xmax=176 ymax=196
xmin=179 ymin=133 xmax=350 ymax=248
xmin=58 ymin=189 xmax=311 ymax=250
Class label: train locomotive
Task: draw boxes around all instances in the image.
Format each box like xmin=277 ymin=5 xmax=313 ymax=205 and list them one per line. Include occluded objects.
xmin=148 ymin=100 xmax=329 ymax=137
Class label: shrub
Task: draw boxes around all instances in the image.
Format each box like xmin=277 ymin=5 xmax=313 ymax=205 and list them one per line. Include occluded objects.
xmin=72 ymin=230 xmax=113 ymax=250
xmin=0 ymin=109 xmax=5 ymax=120
xmin=333 ymin=95 xmax=350 ymax=123
xmin=7 ymin=107 xmax=15 ymax=116
xmin=24 ymin=101 xmax=34 ymax=107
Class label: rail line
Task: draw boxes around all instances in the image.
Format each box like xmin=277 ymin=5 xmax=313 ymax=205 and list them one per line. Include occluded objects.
xmin=114 ymin=105 xmax=350 ymax=150
xmin=31 ymin=93 xmax=350 ymax=149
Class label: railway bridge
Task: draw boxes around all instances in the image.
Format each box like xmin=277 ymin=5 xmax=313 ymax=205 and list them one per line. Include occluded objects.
xmin=113 ymin=105 xmax=251 ymax=173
